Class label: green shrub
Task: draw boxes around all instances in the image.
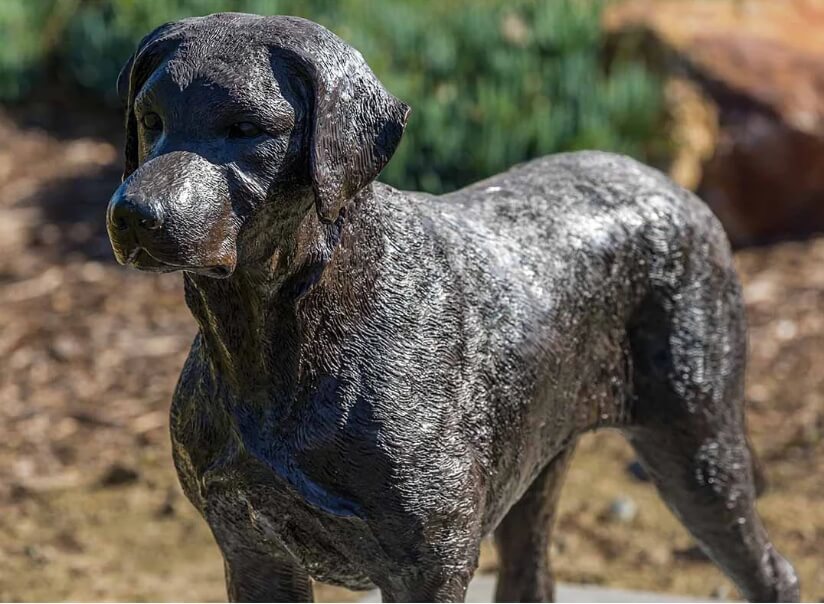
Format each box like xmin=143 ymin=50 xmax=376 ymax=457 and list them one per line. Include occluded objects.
xmin=0 ymin=0 xmax=668 ymax=193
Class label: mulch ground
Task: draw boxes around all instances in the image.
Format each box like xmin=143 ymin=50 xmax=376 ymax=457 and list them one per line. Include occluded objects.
xmin=1 ymin=110 xmax=821 ymax=601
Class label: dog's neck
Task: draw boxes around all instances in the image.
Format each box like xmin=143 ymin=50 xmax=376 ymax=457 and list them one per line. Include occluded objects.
xmin=182 ymin=186 xmax=373 ymax=391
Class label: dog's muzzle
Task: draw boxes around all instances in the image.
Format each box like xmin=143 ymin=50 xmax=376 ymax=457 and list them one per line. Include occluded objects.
xmin=106 ymin=151 xmax=238 ymax=277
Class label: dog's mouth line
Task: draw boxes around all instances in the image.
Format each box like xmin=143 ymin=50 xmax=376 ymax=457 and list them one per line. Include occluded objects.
xmin=124 ymin=246 xmax=142 ymax=265
xmin=126 ymin=246 xmax=233 ymax=277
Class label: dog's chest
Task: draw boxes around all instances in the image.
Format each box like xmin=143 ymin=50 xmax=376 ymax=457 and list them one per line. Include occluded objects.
xmin=198 ymin=453 xmax=379 ymax=589
xmin=171 ymin=363 xmax=394 ymax=588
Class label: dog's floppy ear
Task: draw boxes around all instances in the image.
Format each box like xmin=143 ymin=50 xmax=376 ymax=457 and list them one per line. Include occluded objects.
xmin=307 ymin=58 xmax=410 ymax=223
xmin=117 ymin=22 xmax=181 ymax=181
xmin=267 ymin=18 xmax=410 ymax=223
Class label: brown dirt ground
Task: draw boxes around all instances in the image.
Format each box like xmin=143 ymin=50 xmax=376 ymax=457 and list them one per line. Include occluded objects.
xmin=0 ymin=110 xmax=822 ymax=602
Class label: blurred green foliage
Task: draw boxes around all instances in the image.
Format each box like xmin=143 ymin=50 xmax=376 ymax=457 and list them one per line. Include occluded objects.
xmin=0 ymin=0 xmax=667 ymax=192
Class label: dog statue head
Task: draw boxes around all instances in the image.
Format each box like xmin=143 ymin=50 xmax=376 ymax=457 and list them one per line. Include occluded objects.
xmin=107 ymin=13 xmax=409 ymax=278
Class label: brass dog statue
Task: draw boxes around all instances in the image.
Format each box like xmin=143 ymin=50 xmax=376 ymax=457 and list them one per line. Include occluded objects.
xmin=107 ymin=13 xmax=799 ymax=602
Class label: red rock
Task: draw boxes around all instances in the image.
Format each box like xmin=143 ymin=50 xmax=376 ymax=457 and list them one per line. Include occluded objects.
xmin=606 ymin=0 xmax=824 ymax=245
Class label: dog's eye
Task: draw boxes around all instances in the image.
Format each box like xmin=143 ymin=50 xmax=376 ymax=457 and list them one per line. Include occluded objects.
xmin=141 ymin=112 xmax=163 ymax=131
xmin=229 ymin=122 xmax=263 ymax=139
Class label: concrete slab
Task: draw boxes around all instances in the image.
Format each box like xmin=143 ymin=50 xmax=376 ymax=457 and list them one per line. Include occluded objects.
xmin=360 ymin=575 xmax=720 ymax=602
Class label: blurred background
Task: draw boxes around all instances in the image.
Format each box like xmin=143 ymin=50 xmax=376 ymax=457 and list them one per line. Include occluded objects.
xmin=0 ymin=0 xmax=822 ymax=601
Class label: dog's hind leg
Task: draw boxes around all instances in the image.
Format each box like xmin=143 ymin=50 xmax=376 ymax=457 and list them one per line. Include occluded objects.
xmin=624 ymin=421 xmax=798 ymax=602
xmin=623 ymin=272 xmax=799 ymax=602
xmin=493 ymin=444 xmax=575 ymax=603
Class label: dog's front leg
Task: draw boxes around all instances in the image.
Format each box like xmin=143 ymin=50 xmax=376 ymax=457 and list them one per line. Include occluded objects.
xmin=375 ymin=553 xmax=480 ymax=604
xmin=379 ymin=572 xmax=472 ymax=604
xmin=221 ymin=544 xmax=312 ymax=603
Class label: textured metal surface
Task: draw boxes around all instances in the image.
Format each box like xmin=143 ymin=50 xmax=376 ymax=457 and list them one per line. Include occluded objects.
xmin=106 ymin=13 xmax=799 ymax=603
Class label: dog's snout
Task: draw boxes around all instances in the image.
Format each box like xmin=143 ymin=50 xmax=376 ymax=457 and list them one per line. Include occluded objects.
xmin=106 ymin=151 xmax=237 ymax=275
xmin=108 ymin=193 xmax=164 ymax=234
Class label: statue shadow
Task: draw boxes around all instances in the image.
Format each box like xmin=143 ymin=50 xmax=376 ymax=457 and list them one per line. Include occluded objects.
xmin=5 ymin=96 xmax=125 ymax=264
xmin=21 ymin=162 xmax=124 ymax=262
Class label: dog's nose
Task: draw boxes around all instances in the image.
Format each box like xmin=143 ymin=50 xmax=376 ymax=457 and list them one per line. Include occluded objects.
xmin=108 ymin=193 xmax=163 ymax=233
